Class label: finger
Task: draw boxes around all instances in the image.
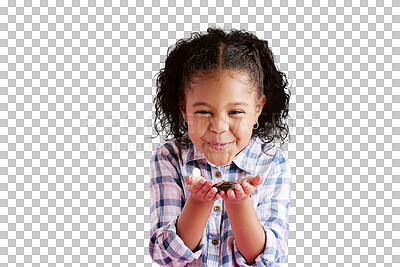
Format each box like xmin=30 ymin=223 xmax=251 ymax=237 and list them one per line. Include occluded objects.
xmin=227 ymin=189 xmax=236 ymax=200
xmin=255 ymin=174 xmax=262 ymax=185
xmin=212 ymin=192 xmax=221 ymax=201
xmin=248 ymin=175 xmax=262 ymax=186
xmin=234 ymin=183 xmax=246 ymax=198
xmin=193 ymin=178 xmax=206 ymax=193
xmin=199 ymin=180 xmax=213 ymax=195
xmin=236 ymin=177 xmax=246 ymax=184
xmin=218 ymin=190 xmax=227 ymax=201
xmin=241 ymin=180 xmax=251 ymax=195
xmin=205 ymin=186 xmax=218 ymax=201
xmin=184 ymin=175 xmax=193 ymax=185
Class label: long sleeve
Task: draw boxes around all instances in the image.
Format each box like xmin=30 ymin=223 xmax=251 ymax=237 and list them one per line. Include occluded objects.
xmin=233 ymin=149 xmax=292 ymax=266
xmin=148 ymin=144 xmax=206 ymax=266
xmin=149 ymin=135 xmax=291 ymax=266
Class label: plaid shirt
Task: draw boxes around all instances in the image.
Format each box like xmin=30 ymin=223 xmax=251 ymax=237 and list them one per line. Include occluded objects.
xmin=149 ymin=134 xmax=291 ymax=266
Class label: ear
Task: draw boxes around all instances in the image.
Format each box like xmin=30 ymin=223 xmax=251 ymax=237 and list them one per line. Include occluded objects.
xmin=255 ymin=94 xmax=266 ymax=118
xmin=179 ymin=102 xmax=187 ymax=122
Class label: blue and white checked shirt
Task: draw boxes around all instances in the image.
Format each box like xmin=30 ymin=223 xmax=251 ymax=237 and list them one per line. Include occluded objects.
xmin=149 ymin=134 xmax=291 ymax=266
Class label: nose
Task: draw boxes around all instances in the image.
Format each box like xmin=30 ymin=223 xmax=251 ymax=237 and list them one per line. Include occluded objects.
xmin=210 ymin=116 xmax=229 ymax=133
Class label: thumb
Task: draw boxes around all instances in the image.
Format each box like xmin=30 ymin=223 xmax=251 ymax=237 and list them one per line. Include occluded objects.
xmin=184 ymin=175 xmax=193 ymax=185
xmin=248 ymin=174 xmax=262 ymax=186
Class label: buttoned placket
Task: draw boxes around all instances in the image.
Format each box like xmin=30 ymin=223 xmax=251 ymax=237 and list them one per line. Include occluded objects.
xmin=207 ymin=167 xmax=224 ymax=267
xmin=212 ymin=167 xmax=223 ymax=217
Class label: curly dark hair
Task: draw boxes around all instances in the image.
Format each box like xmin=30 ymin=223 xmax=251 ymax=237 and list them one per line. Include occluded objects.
xmin=153 ymin=27 xmax=291 ymax=147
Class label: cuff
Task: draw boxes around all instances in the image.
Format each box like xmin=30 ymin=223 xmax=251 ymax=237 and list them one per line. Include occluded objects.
xmin=233 ymin=229 xmax=282 ymax=266
xmin=150 ymin=216 xmax=206 ymax=264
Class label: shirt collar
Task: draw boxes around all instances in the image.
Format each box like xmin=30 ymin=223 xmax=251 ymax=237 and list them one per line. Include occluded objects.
xmin=181 ymin=141 xmax=207 ymax=165
xmin=181 ymin=134 xmax=261 ymax=175
xmin=231 ymin=134 xmax=260 ymax=176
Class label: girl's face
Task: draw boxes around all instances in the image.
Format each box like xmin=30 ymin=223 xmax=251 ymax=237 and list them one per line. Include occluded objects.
xmin=180 ymin=70 xmax=266 ymax=166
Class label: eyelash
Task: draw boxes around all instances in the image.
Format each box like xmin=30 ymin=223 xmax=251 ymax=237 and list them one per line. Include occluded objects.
xmin=195 ymin=111 xmax=243 ymax=115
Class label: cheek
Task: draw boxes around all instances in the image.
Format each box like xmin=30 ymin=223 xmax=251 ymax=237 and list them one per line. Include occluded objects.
xmin=189 ymin=117 xmax=209 ymax=130
xmin=231 ymin=117 xmax=253 ymax=132
xmin=188 ymin=116 xmax=253 ymax=134
xmin=187 ymin=118 xmax=209 ymax=139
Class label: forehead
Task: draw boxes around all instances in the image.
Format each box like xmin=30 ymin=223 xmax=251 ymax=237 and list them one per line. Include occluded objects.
xmin=187 ymin=70 xmax=254 ymax=94
xmin=184 ymin=70 xmax=258 ymax=106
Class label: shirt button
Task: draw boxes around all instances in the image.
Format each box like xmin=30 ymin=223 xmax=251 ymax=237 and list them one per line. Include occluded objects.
xmin=215 ymin=171 xmax=222 ymax=178
xmin=213 ymin=205 xmax=220 ymax=212
xmin=211 ymin=239 xmax=219 ymax=245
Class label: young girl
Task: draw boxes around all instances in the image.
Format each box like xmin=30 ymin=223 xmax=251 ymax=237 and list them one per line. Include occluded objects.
xmin=149 ymin=28 xmax=291 ymax=266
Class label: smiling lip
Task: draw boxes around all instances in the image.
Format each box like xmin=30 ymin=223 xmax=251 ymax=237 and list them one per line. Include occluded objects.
xmin=208 ymin=142 xmax=232 ymax=151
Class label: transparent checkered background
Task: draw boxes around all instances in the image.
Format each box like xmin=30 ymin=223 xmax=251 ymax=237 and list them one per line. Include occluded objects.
xmin=0 ymin=0 xmax=399 ymax=266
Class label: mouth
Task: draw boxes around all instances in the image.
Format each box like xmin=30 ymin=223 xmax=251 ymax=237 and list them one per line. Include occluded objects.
xmin=208 ymin=142 xmax=233 ymax=151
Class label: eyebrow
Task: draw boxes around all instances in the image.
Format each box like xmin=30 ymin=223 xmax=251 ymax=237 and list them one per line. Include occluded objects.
xmin=192 ymin=102 xmax=249 ymax=107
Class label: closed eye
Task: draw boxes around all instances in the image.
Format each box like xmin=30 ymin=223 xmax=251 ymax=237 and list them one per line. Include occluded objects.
xmin=195 ymin=111 xmax=211 ymax=114
xmin=229 ymin=111 xmax=243 ymax=115
xmin=195 ymin=111 xmax=243 ymax=115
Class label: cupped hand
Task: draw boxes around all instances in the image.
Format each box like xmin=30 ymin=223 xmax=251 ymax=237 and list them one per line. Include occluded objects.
xmin=184 ymin=174 xmax=220 ymax=205
xmin=219 ymin=175 xmax=262 ymax=205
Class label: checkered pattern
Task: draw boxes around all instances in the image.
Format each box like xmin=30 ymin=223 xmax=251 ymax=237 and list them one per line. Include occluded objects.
xmin=0 ymin=0 xmax=398 ymax=266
